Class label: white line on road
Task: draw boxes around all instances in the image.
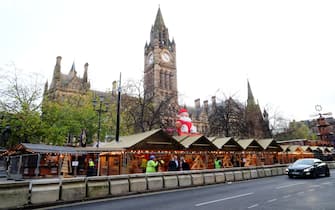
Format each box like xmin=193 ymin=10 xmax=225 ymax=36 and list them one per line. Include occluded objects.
xmin=308 ymin=189 xmax=315 ymax=192
xmin=248 ymin=204 xmax=259 ymax=209
xmin=321 ymin=182 xmax=331 ymax=185
xmin=195 ymin=192 xmax=254 ymax=207
xmin=276 ymin=182 xmax=305 ymax=189
xmin=297 ymin=191 xmax=305 ymax=195
xmin=267 ymin=198 xmax=277 ymax=203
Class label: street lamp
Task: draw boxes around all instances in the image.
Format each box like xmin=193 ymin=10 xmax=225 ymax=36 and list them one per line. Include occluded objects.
xmin=93 ymin=95 xmax=108 ymax=148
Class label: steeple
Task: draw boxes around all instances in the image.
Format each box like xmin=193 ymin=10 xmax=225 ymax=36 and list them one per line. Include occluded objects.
xmin=247 ymin=79 xmax=255 ymax=106
xmin=69 ymin=61 xmax=77 ymax=77
xmin=150 ymin=7 xmax=170 ymax=48
xmin=154 ymin=7 xmax=166 ymax=30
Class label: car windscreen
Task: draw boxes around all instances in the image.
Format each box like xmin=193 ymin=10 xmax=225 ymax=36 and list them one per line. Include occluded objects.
xmin=293 ymin=159 xmax=314 ymax=166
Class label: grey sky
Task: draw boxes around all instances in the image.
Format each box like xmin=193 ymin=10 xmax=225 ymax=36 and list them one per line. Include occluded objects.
xmin=1 ymin=0 xmax=335 ymax=121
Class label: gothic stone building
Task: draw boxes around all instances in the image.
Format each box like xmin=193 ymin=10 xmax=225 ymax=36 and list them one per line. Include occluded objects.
xmin=44 ymin=7 xmax=271 ymax=139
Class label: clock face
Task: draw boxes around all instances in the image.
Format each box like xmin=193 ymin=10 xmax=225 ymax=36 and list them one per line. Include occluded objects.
xmin=161 ymin=52 xmax=170 ymax=62
xmin=148 ymin=53 xmax=153 ymax=64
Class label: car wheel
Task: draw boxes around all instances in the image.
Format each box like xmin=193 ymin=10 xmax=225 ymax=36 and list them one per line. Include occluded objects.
xmin=325 ymin=169 xmax=330 ymax=177
xmin=288 ymin=175 xmax=293 ymax=179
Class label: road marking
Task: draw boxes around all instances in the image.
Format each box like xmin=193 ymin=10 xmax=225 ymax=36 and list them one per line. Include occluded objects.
xmin=321 ymin=182 xmax=331 ymax=185
xmin=308 ymin=189 xmax=315 ymax=192
xmin=276 ymin=182 xmax=305 ymax=189
xmin=248 ymin=204 xmax=259 ymax=208
xmin=297 ymin=191 xmax=305 ymax=195
xmin=195 ymin=192 xmax=254 ymax=207
xmin=267 ymin=198 xmax=277 ymax=203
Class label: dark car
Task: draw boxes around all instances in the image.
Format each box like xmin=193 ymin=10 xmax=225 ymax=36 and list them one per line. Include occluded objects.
xmin=286 ymin=158 xmax=330 ymax=178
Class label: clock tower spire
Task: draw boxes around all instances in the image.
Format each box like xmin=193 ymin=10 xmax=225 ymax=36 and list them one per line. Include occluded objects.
xmin=144 ymin=7 xmax=178 ymax=107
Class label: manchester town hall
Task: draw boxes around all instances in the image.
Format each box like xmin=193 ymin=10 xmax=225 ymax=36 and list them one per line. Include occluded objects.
xmin=44 ymin=7 xmax=271 ymax=139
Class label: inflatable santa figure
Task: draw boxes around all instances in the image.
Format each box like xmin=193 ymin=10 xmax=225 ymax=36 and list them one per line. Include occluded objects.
xmin=175 ymin=108 xmax=197 ymax=136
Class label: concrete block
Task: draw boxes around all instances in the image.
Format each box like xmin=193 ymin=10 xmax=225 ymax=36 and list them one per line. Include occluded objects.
xmin=178 ymin=174 xmax=192 ymax=187
xmin=61 ymin=177 xmax=86 ymax=201
xmin=204 ymin=173 xmax=215 ymax=184
xmin=264 ymin=168 xmax=272 ymax=177
xmin=271 ymin=168 xmax=278 ymax=176
xmin=110 ymin=175 xmax=129 ymax=196
xmin=163 ymin=175 xmax=178 ymax=189
xmin=129 ymin=177 xmax=147 ymax=193
xmin=277 ymin=167 xmax=284 ymax=175
xmin=257 ymin=169 xmax=265 ymax=177
xmin=242 ymin=170 xmax=251 ymax=180
xmin=225 ymin=172 xmax=234 ymax=182
xmin=250 ymin=170 xmax=258 ymax=179
xmin=87 ymin=176 xmax=109 ymax=198
xmin=31 ymin=179 xmax=60 ymax=205
xmin=147 ymin=176 xmax=163 ymax=191
xmin=191 ymin=174 xmax=204 ymax=186
xmin=214 ymin=172 xmax=226 ymax=183
xmin=234 ymin=171 xmax=243 ymax=181
xmin=0 ymin=181 xmax=29 ymax=209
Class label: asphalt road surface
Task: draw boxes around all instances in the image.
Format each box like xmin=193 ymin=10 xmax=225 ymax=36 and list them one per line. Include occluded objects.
xmin=48 ymin=169 xmax=335 ymax=210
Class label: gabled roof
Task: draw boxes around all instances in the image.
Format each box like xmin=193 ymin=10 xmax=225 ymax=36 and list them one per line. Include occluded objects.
xmin=256 ymin=138 xmax=282 ymax=151
xmin=211 ymin=137 xmax=243 ymax=151
xmin=101 ymin=129 xmax=184 ymax=150
xmin=14 ymin=143 xmax=78 ymax=154
xmin=300 ymin=146 xmax=312 ymax=152
xmin=279 ymin=144 xmax=290 ymax=152
xmin=236 ymin=139 xmax=263 ymax=151
xmin=176 ymin=135 xmax=218 ymax=151
xmin=288 ymin=145 xmax=303 ymax=153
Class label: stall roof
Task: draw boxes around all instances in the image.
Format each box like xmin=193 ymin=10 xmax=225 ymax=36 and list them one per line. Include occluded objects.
xmin=12 ymin=143 xmax=78 ymax=154
xmin=236 ymin=139 xmax=263 ymax=151
xmin=100 ymin=129 xmax=184 ymax=150
xmin=279 ymin=145 xmax=290 ymax=152
xmin=176 ymin=135 xmax=218 ymax=151
xmin=256 ymin=138 xmax=282 ymax=152
xmin=211 ymin=137 xmax=243 ymax=151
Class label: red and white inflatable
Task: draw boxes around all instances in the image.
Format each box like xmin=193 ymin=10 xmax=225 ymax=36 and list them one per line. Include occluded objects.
xmin=175 ymin=108 xmax=197 ymax=136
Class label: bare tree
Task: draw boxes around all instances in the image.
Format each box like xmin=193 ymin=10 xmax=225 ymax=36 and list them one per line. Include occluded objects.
xmin=208 ymin=95 xmax=246 ymax=137
xmin=122 ymin=79 xmax=178 ymax=133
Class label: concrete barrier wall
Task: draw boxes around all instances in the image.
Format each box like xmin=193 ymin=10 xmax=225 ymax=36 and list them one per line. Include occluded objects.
xmin=0 ymin=181 xmax=29 ymax=209
xmin=87 ymin=176 xmax=109 ymax=199
xmin=30 ymin=179 xmax=60 ymax=205
xmin=2 ymin=162 xmax=335 ymax=209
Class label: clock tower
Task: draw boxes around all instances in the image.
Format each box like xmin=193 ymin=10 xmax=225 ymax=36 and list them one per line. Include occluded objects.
xmin=144 ymin=7 xmax=178 ymax=107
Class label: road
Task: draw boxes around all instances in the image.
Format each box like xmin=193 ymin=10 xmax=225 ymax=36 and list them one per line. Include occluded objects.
xmin=47 ymin=169 xmax=335 ymax=210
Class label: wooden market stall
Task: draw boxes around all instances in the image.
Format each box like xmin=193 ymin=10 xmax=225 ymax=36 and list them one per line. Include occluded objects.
xmin=256 ymin=138 xmax=283 ymax=165
xmin=176 ymin=135 xmax=218 ymax=169
xmin=2 ymin=143 xmax=99 ymax=179
xmin=210 ymin=137 xmax=243 ymax=168
xmin=99 ymin=129 xmax=185 ymax=175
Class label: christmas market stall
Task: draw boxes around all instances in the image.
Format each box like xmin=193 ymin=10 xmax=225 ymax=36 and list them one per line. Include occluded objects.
xmin=210 ymin=137 xmax=243 ymax=168
xmin=2 ymin=143 xmax=100 ymax=179
xmin=256 ymin=138 xmax=283 ymax=165
xmin=175 ymin=135 xmax=218 ymax=170
xmin=99 ymin=129 xmax=185 ymax=175
xmin=235 ymin=139 xmax=264 ymax=166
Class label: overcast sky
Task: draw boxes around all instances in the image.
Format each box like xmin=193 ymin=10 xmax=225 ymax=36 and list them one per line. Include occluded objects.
xmin=1 ymin=0 xmax=335 ymax=122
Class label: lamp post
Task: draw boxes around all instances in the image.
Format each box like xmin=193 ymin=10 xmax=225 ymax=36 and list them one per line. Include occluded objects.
xmin=93 ymin=95 xmax=108 ymax=148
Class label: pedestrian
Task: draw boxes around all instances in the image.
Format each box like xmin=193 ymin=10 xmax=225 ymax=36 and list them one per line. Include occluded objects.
xmin=168 ymin=155 xmax=179 ymax=171
xmin=214 ymin=158 xmax=222 ymax=169
xmin=87 ymin=158 xmax=95 ymax=176
xmin=146 ymin=155 xmax=159 ymax=173
xmin=180 ymin=157 xmax=190 ymax=170
xmin=140 ymin=155 xmax=147 ymax=173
